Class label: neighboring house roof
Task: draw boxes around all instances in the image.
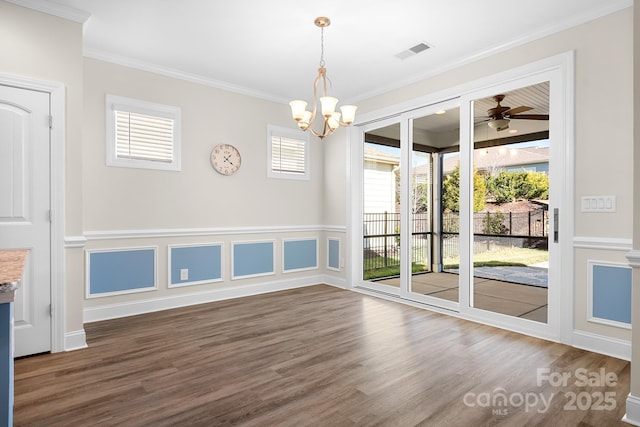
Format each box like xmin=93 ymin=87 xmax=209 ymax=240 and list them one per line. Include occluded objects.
xmin=443 ymin=146 xmax=549 ymax=174
xmin=364 ymin=145 xmax=400 ymax=166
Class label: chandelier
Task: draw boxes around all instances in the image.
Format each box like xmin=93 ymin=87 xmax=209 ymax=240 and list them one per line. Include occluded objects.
xmin=289 ymin=17 xmax=357 ymax=139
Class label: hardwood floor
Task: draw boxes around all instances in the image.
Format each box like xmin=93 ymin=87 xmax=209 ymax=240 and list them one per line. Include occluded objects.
xmin=15 ymin=285 xmax=629 ymax=426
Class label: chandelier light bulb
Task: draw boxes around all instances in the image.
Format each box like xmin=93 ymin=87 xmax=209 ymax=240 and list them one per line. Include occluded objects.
xmin=328 ymin=112 xmax=341 ymax=130
xmin=289 ymin=100 xmax=308 ymax=121
xmin=320 ymin=96 xmax=339 ymax=118
xmin=340 ymin=105 xmax=358 ymax=125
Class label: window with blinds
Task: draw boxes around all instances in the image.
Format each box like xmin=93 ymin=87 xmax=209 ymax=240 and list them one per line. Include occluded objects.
xmin=106 ymin=95 xmax=181 ymax=171
xmin=267 ymin=125 xmax=309 ymax=180
xmin=115 ymin=111 xmax=174 ymax=162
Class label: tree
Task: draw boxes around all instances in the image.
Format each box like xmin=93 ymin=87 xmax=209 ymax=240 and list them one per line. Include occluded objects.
xmin=485 ymin=170 xmax=549 ymax=203
xmin=441 ymin=165 xmax=486 ymax=213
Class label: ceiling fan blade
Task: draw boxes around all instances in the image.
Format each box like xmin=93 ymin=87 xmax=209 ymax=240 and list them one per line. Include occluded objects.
xmin=509 ymin=114 xmax=549 ymax=120
xmin=504 ymin=106 xmax=533 ymax=115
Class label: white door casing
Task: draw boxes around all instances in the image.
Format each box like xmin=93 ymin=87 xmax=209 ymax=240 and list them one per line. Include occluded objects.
xmin=0 ymin=84 xmax=52 ymax=357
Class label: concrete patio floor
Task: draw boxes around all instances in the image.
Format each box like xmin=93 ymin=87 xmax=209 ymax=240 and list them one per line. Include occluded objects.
xmin=375 ymin=272 xmax=548 ymax=323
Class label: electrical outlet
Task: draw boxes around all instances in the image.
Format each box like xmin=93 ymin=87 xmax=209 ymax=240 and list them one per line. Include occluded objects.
xmin=180 ymin=268 xmax=188 ymax=281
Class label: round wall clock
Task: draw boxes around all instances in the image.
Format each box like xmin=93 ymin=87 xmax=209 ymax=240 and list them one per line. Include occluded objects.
xmin=210 ymin=144 xmax=241 ymax=176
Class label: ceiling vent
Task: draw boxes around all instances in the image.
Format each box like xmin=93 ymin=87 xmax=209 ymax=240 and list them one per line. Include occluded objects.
xmin=395 ymin=42 xmax=432 ymax=60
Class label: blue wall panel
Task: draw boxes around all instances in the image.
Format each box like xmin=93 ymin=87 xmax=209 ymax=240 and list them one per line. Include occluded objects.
xmin=283 ymin=239 xmax=317 ymax=271
xmin=592 ymin=264 xmax=631 ymax=325
xmin=233 ymin=242 xmax=274 ymax=278
xmin=170 ymin=245 xmax=222 ymax=285
xmin=328 ymin=239 xmax=340 ymax=270
xmin=89 ymin=249 xmax=155 ymax=295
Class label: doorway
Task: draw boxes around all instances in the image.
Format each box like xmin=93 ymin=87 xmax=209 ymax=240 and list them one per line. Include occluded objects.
xmin=352 ymin=54 xmax=573 ymax=342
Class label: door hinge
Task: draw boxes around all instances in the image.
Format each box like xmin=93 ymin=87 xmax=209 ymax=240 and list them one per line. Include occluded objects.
xmin=49 ymin=304 xmax=53 ymax=317
xmin=48 ymin=115 xmax=53 ymax=129
xmin=48 ymin=210 xmax=53 ymax=223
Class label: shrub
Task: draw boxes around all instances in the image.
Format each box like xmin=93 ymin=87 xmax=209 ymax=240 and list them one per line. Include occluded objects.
xmin=482 ymin=210 xmax=509 ymax=235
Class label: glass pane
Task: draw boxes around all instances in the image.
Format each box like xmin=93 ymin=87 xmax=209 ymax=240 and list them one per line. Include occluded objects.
xmin=362 ymin=123 xmax=402 ymax=285
xmin=470 ymin=82 xmax=550 ymax=323
xmin=409 ymin=107 xmax=460 ymax=303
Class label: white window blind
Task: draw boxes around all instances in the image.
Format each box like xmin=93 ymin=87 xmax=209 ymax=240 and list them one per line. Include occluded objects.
xmin=271 ymin=135 xmax=306 ymax=174
xmin=106 ymin=95 xmax=181 ymax=171
xmin=115 ymin=110 xmax=174 ymax=162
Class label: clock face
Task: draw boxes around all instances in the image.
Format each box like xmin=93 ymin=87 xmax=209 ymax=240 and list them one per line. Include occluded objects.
xmin=210 ymin=144 xmax=241 ymax=176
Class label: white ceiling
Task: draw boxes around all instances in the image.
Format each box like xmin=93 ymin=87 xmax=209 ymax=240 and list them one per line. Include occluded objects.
xmin=12 ymin=0 xmax=631 ymax=104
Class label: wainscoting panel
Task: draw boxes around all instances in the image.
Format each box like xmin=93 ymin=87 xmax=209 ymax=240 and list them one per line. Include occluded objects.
xmin=283 ymin=238 xmax=318 ymax=273
xmin=232 ymin=240 xmax=275 ymax=279
xmin=327 ymin=238 xmax=340 ymax=271
xmin=86 ymin=247 xmax=157 ymax=298
xmin=169 ymin=243 xmax=223 ymax=287
xmin=588 ymin=260 xmax=632 ymax=328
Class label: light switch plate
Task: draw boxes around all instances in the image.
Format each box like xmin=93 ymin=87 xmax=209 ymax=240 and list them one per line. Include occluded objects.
xmin=581 ymin=196 xmax=616 ymax=212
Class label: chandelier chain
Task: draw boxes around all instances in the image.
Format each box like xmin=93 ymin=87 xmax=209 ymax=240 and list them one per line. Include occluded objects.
xmin=319 ymin=27 xmax=325 ymax=68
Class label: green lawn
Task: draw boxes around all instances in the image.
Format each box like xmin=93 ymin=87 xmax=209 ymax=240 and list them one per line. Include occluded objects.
xmin=444 ymin=247 xmax=548 ymax=269
xmin=363 ymin=262 xmax=427 ymax=280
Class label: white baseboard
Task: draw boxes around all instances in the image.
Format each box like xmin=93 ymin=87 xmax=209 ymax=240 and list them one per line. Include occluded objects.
xmin=572 ymin=330 xmax=630 ymax=361
xmin=623 ymin=394 xmax=640 ymax=426
xmin=83 ymin=275 xmax=331 ymax=323
xmin=64 ymin=329 xmax=87 ymax=351
xmin=321 ymin=274 xmax=347 ymax=289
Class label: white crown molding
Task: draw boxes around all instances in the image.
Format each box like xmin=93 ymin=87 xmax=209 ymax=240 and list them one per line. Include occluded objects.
xmin=83 ymin=48 xmax=287 ymax=104
xmin=83 ymin=225 xmax=338 ymax=240
xmin=572 ymin=236 xmax=633 ymax=251
xmin=5 ymin=0 xmax=90 ymax=23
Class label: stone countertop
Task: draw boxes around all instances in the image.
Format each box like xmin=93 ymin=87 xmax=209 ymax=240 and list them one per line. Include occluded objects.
xmin=0 ymin=249 xmax=29 ymax=296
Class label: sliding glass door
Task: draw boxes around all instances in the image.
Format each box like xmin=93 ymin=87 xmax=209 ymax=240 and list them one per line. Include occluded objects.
xmin=360 ymin=117 xmax=403 ymax=295
xmin=405 ymin=100 xmax=461 ymax=310
xmin=469 ymin=82 xmax=550 ymax=324
xmin=355 ymin=63 xmax=568 ymax=341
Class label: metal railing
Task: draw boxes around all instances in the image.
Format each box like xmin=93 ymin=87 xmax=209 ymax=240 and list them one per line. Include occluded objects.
xmin=364 ymin=209 xmax=548 ymax=275
xmin=363 ymin=212 xmax=431 ymax=273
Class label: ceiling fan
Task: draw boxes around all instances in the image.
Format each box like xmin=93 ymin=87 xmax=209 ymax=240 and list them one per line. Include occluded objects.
xmin=484 ymin=94 xmax=549 ymax=131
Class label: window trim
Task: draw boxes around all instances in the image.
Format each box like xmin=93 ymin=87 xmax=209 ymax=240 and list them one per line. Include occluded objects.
xmin=267 ymin=124 xmax=309 ymax=180
xmin=106 ymin=94 xmax=181 ymax=171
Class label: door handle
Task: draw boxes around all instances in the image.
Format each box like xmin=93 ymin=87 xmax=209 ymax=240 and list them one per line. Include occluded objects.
xmin=553 ymin=208 xmax=559 ymax=243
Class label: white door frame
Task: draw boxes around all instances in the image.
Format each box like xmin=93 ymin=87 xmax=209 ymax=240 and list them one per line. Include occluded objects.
xmin=458 ymin=70 xmax=567 ymax=342
xmin=349 ymin=51 xmax=574 ymax=345
xmin=1 ymin=73 xmax=66 ymax=353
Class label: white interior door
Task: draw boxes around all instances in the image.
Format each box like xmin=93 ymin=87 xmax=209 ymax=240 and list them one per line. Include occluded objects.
xmin=0 ymin=84 xmax=52 ymax=357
